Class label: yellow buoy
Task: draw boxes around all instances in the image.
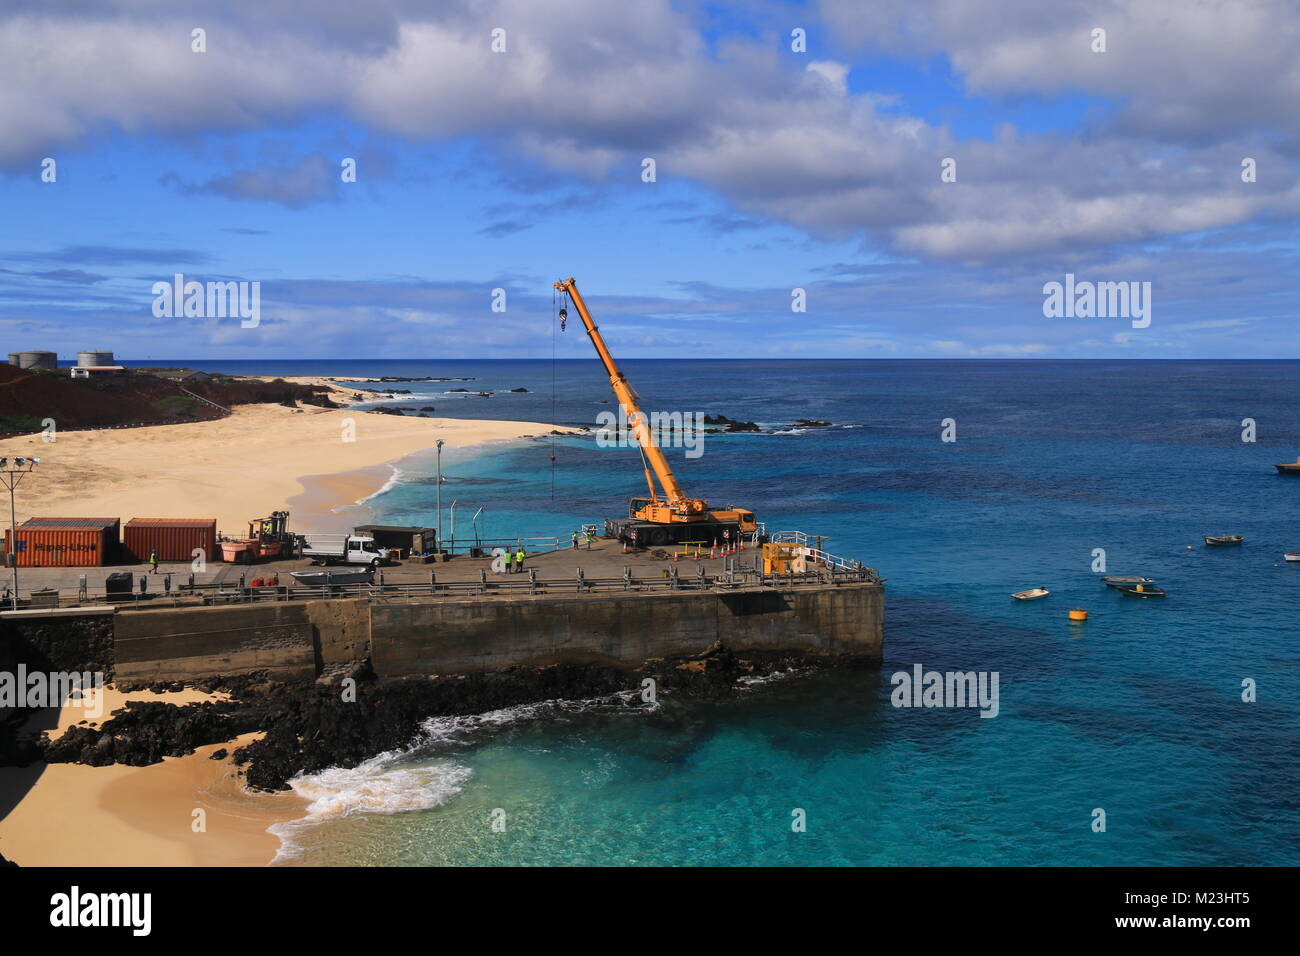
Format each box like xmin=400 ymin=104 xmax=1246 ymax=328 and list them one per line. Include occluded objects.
xmin=1068 ymin=608 xmax=1088 ymax=622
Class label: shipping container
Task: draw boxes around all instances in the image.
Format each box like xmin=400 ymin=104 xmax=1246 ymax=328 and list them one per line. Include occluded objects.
xmin=122 ymin=518 xmax=217 ymax=563
xmin=4 ymin=518 xmax=120 ymax=567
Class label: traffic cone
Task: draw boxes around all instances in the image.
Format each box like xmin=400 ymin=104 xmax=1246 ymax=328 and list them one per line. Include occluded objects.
xmin=622 ymin=540 xmax=628 ymax=554
xmin=673 ymin=550 xmax=679 ymax=561
xmin=693 ymin=548 xmax=699 ymax=561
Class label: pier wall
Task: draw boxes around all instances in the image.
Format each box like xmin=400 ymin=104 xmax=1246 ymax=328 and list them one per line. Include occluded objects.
xmin=1 ymin=584 xmax=884 ymax=683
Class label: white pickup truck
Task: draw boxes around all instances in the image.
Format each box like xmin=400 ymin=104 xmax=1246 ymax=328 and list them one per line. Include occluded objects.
xmin=298 ymin=534 xmax=391 ymax=567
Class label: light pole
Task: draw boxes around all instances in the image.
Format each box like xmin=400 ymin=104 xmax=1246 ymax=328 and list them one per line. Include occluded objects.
xmin=0 ymin=457 xmax=39 ymax=610
xmin=449 ymin=500 xmax=458 ymax=554
xmin=471 ymin=507 xmax=484 ymax=550
xmin=435 ymin=439 xmax=445 ymax=555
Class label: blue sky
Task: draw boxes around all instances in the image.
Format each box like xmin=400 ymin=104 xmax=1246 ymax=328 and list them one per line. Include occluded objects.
xmin=0 ymin=0 xmax=1296 ymax=359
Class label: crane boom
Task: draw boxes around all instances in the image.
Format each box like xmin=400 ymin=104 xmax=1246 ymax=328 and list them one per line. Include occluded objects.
xmin=555 ymin=277 xmax=703 ymax=515
xmin=555 ymin=276 xmax=757 ymax=547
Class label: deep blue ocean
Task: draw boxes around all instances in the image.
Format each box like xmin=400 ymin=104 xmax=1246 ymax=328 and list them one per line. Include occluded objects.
xmin=153 ymin=359 xmax=1300 ymax=865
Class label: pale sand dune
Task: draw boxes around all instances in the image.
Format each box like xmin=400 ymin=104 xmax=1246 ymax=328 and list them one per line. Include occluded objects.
xmin=0 ymin=403 xmax=569 ymax=530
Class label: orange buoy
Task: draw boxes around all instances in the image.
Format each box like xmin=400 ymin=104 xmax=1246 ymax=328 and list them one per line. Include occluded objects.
xmin=1068 ymin=608 xmax=1088 ymax=622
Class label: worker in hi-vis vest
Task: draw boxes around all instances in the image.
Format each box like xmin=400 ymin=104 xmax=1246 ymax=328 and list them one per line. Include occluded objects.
xmin=515 ymin=547 xmax=525 ymax=571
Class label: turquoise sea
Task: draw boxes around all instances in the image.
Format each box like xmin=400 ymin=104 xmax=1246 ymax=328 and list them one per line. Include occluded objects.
xmin=153 ymin=359 xmax=1300 ymax=866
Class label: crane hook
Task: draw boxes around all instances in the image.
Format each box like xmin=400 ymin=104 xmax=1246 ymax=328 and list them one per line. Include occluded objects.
xmin=558 ymin=307 xmax=567 ymax=332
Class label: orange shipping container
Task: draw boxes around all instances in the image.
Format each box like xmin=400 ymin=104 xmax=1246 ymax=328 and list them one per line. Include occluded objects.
xmin=122 ymin=518 xmax=218 ymax=563
xmin=5 ymin=518 xmax=120 ymax=567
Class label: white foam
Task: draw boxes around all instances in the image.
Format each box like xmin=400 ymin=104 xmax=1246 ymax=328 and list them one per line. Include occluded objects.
xmin=268 ymin=753 xmax=472 ymax=862
xmin=353 ymin=464 xmax=405 ymax=505
xmin=266 ymin=690 xmax=651 ymax=861
xmin=736 ymin=666 xmax=810 ymax=689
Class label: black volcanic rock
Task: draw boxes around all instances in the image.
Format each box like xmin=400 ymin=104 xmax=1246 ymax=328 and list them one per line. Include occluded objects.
xmin=704 ymin=414 xmax=760 ymax=432
xmin=792 ymin=419 xmax=832 ymax=427
xmin=509 ymin=387 xmax=529 ymax=392
xmin=41 ymin=699 xmax=262 ymax=767
xmin=367 ymin=406 xmax=405 ymax=416
xmin=36 ymin=648 xmax=866 ymax=792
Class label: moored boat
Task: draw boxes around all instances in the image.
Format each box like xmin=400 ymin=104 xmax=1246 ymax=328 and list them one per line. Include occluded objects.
xmin=1276 ymin=457 xmax=1300 ymax=475
xmin=290 ymin=568 xmax=374 ymax=586
xmin=1116 ymin=583 xmax=1166 ymax=598
xmin=1011 ymin=587 xmax=1050 ymax=601
xmin=1100 ymin=575 xmax=1155 ymax=588
xmin=1285 ymin=553 xmax=1300 ymax=563
xmin=1204 ymin=535 xmax=1244 ymax=547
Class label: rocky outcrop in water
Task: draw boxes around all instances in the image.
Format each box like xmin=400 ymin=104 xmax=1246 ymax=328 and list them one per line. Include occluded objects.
xmin=704 ymin=414 xmax=760 ymax=432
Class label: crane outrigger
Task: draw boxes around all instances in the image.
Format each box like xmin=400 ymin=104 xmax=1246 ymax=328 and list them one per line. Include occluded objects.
xmin=555 ymin=277 xmax=759 ymax=548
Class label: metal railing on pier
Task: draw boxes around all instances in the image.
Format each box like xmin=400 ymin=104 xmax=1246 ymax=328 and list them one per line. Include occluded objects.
xmin=768 ymin=530 xmax=864 ymax=572
xmin=1 ymin=561 xmax=881 ymax=613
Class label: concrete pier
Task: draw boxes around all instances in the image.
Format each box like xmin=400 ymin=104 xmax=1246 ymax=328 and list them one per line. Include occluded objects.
xmin=1 ymin=539 xmax=884 ymax=683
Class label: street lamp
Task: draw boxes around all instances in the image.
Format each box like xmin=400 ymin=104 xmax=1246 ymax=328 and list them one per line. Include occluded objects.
xmin=435 ymin=439 xmax=445 ymax=555
xmin=0 ymin=456 xmax=40 ymax=610
xmin=449 ymin=500 xmax=458 ymax=554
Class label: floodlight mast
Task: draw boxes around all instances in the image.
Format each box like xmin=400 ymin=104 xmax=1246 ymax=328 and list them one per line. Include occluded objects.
xmin=0 ymin=457 xmax=39 ymax=610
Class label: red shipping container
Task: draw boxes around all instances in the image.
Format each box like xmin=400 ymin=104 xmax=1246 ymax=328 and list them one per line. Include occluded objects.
xmin=122 ymin=518 xmax=217 ymax=563
xmin=5 ymin=518 xmax=120 ymax=567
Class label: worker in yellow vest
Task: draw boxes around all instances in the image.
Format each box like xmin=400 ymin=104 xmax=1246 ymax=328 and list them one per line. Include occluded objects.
xmin=515 ymin=546 xmax=525 ymax=572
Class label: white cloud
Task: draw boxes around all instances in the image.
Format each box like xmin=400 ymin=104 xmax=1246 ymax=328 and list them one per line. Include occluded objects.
xmin=1 ymin=0 xmax=1297 ymax=265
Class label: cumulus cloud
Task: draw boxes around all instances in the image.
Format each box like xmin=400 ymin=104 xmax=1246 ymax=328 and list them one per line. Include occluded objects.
xmin=0 ymin=0 xmax=1296 ymax=265
xmin=817 ymin=0 xmax=1300 ymax=143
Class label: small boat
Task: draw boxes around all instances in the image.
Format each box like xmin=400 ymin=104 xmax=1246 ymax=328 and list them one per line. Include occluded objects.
xmin=1275 ymin=457 xmax=1300 ymax=475
xmin=1100 ymin=575 xmax=1155 ymax=588
xmin=1204 ymin=535 xmax=1244 ymax=547
xmin=1011 ymin=587 xmax=1050 ymax=601
xmin=1116 ymin=583 xmax=1166 ymax=598
xmin=1284 ymin=553 xmax=1300 ymax=562
xmin=290 ymin=568 xmax=374 ymax=586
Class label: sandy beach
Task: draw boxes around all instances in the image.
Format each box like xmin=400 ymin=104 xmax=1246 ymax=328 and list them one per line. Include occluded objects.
xmin=0 ymin=402 xmax=570 ymax=531
xmin=0 ymin=399 xmax=573 ymax=866
xmin=0 ymin=687 xmax=305 ymax=866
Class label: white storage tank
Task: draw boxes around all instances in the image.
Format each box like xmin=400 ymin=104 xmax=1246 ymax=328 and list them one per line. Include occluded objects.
xmin=77 ymin=350 xmax=114 ymax=367
xmin=18 ymin=350 xmax=57 ymax=370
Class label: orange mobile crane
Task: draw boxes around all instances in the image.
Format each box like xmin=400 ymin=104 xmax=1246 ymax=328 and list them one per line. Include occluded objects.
xmin=555 ymin=277 xmax=760 ymax=548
